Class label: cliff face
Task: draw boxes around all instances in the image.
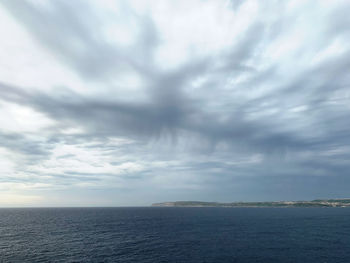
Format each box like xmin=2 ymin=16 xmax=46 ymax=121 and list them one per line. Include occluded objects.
xmin=152 ymin=199 xmax=350 ymax=208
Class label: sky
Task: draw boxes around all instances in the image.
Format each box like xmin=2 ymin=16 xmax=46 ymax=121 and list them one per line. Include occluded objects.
xmin=0 ymin=0 xmax=350 ymax=206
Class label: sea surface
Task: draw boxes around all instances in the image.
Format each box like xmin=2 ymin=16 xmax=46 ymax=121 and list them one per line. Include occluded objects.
xmin=1 ymin=207 xmax=350 ymax=262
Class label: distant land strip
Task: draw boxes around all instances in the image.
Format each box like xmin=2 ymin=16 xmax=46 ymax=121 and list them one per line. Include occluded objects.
xmin=152 ymin=199 xmax=350 ymax=208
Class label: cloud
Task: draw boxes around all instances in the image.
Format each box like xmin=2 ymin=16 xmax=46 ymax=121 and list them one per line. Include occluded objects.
xmin=1 ymin=0 xmax=158 ymax=82
xmin=0 ymin=0 xmax=350 ymax=205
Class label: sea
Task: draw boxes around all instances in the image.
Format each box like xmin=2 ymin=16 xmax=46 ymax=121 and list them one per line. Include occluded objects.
xmin=1 ymin=207 xmax=350 ymax=262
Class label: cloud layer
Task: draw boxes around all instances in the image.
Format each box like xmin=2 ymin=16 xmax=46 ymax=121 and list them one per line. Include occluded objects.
xmin=0 ymin=0 xmax=350 ymax=206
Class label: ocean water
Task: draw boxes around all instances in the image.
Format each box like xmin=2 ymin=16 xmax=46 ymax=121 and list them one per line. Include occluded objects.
xmin=1 ymin=207 xmax=350 ymax=262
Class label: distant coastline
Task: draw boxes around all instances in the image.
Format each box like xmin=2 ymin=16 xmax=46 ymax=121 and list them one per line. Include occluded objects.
xmin=152 ymin=199 xmax=350 ymax=208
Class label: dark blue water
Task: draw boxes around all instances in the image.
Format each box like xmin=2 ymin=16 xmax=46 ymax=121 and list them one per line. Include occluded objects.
xmin=1 ymin=207 xmax=350 ymax=262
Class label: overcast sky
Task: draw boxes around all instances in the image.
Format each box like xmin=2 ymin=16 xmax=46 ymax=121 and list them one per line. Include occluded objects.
xmin=0 ymin=0 xmax=349 ymax=206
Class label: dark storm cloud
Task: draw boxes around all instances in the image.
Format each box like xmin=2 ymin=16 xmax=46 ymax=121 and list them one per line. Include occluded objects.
xmin=0 ymin=49 xmax=349 ymax=160
xmin=0 ymin=70 xmax=312 ymax=157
